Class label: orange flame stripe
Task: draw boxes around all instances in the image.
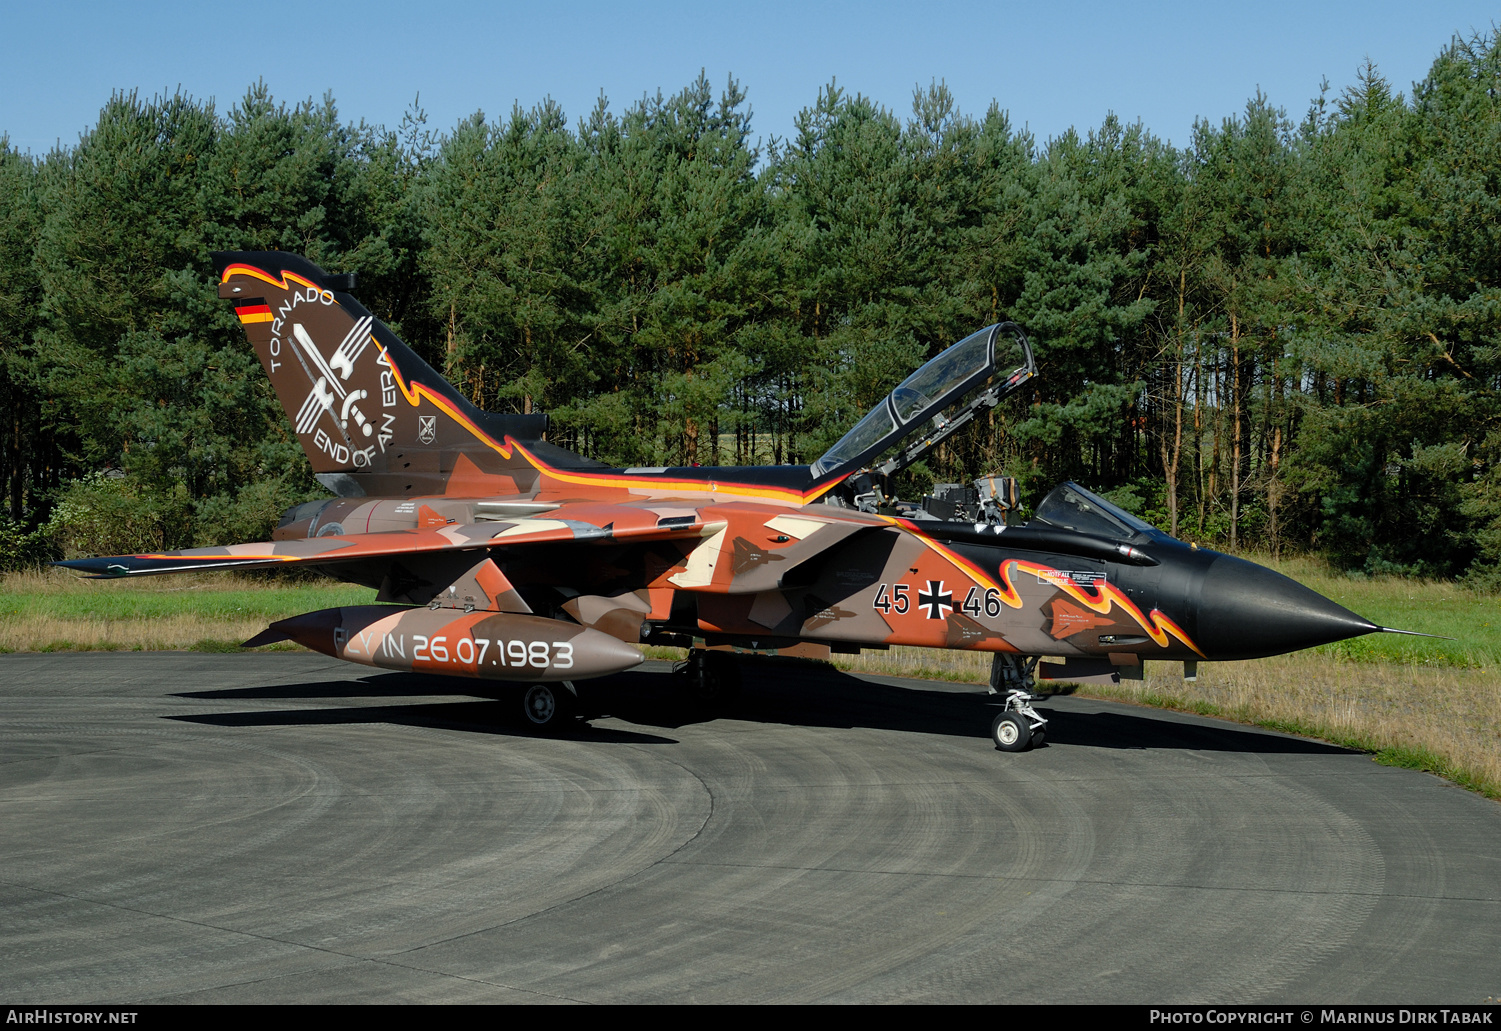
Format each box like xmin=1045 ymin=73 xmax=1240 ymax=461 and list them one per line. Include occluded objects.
xmin=897 ymin=520 xmax=1204 ymax=656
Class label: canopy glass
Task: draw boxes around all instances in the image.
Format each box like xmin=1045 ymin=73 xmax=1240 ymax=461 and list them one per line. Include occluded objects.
xmin=1029 ymin=482 xmax=1157 ymax=541
xmin=811 ymin=324 xmax=1034 ymax=479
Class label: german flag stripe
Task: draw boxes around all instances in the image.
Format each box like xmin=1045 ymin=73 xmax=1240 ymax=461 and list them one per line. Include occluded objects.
xmin=236 ymin=304 xmax=273 ymax=324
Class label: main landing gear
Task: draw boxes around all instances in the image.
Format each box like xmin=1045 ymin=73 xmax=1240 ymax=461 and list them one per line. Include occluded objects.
xmin=680 ymin=650 xmax=742 ymax=708
xmin=988 ymin=654 xmax=1048 ymax=751
xmin=520 ymin=681 xmax=578 ymax=731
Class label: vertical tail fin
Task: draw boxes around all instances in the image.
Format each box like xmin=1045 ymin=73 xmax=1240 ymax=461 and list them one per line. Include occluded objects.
xmin=214 ymin=252 xmax=548 ymax=498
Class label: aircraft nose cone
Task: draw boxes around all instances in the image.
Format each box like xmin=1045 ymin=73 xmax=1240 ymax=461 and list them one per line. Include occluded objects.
xmin=1196 ymin=555 xmax=1378 ymax=660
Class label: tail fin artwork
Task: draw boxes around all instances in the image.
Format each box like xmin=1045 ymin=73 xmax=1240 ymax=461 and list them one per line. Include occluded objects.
xmin=214 ymin=251 xmax=569 ymax=498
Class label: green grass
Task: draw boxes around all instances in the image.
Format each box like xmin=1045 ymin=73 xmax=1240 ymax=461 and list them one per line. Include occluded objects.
xmin=0 ymin=569 xmax=376 ymax=651
xmin=0 ymin=574 xmax=373 ymax=623
xmin=1255 ymin=553 xmax=1501 ymax=668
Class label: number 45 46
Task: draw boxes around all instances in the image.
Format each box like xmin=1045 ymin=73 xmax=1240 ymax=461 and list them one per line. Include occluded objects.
xmin=873 ymin=583 xmax=1003 ymax=617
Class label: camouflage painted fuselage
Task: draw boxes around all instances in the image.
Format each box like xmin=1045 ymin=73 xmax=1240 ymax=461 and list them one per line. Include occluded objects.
xmin=62 ymin=253 xmax=1380 ymax=687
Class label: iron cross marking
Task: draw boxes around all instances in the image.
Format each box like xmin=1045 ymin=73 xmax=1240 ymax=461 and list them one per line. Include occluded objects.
xmin=918 ymin=580 xmax=953 ymax=620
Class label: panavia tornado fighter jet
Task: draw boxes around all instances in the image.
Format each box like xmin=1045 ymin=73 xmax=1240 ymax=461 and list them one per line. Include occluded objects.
xmin=60 ymin=252 xmax=1411 ymax=750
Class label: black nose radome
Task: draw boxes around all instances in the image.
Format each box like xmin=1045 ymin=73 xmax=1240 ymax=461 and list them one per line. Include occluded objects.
xmin=1196 ymin=555 xmax=1378 ymax=660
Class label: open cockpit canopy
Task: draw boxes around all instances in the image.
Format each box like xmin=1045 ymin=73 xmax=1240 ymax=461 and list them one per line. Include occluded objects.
xmin=810 ymin=323 xmax=1036 ymax=481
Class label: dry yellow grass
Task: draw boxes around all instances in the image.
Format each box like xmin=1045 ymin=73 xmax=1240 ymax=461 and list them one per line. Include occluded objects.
xmin=835 ymin=645 xmax=1501 ymax=798
xmin=0 ymin=611 xmax=281 ymax=652
xmin=1091 ymin=657 xmax=1501 ymax=797
xmin=836 ymin=644 xmax=993 ymax=681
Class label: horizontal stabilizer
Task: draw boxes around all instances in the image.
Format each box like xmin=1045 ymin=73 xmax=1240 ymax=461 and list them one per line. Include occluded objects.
xmin=55 ymin=517 xmax=726 ymax=578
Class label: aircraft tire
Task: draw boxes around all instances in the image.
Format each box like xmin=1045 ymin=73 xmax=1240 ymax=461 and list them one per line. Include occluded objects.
xmin=521 ymin=683 xmax=571 ymax=730
xmin=703 ymin=653 xmax=742 ymax=704
xmin=991 ymin=711 xmax=1032 ymax=752
xmin=683 ymin=652 xmax=741 ymax=708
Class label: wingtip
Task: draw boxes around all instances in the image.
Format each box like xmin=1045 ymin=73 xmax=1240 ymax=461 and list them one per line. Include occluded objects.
xmin=52 ymin=558 xmax=133 ymax=578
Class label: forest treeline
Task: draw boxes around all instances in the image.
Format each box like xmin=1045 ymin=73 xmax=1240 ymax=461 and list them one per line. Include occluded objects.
xmin=3 ymin=31 xmax=1501 ymax=586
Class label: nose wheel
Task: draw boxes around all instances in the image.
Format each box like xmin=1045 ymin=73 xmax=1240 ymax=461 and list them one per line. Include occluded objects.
xmin=991 ymin=688 xmax=1046 ymax=752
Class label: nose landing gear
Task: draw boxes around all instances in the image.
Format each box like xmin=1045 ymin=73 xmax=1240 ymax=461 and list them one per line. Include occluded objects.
xmin=989 ymin=654 xmax=1047 ymax=751
xmin=990 ymin=692 xmax=1047 ymax=751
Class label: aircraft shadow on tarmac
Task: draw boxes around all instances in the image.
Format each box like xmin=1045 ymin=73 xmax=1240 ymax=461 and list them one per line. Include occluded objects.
xmin=170 ymin=680 xmax=679 ymax=744
xmin=169 ymin=657 xmax=1352 ymax=756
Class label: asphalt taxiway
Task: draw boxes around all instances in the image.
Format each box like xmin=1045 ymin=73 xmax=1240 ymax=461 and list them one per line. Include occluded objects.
xmin=1 ymin=652 xmax=1497 ymax=1003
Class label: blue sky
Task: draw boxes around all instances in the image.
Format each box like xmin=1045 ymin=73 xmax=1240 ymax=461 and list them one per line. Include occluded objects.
xmin=1 ymin=1 xmax=1496 ymax=156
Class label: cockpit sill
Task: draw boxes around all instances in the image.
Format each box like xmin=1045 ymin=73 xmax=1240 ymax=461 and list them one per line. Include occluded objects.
xmin=852 ymin=481 xmax=1171 ymax=569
